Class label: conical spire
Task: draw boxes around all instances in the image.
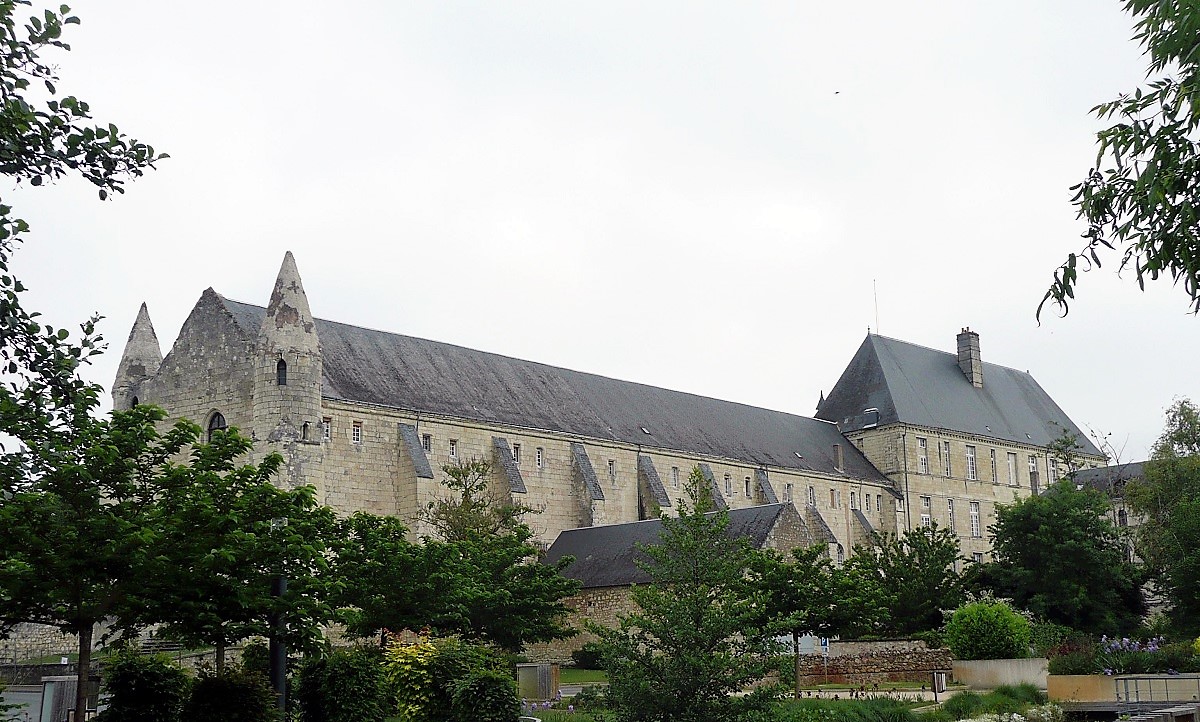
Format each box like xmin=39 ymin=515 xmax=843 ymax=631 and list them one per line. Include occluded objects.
xmin=115 ymin=302 xmax=163 ymax=382
xmin=260 ymin=251 xmax=317 ymax=351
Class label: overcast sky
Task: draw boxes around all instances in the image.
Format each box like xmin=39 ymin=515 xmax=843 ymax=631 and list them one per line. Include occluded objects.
xmin=10 ymin=1 xmax=1197 ymax=462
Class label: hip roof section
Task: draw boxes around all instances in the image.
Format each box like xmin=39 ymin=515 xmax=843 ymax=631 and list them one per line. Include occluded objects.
xmin=217 ymin=296 xmax=886 ymax=481
xmin=817 ymin=334 xmax=1102 ymax=456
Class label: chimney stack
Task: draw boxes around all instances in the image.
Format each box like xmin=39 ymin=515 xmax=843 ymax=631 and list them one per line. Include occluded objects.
xmin=833 ymin=443 xmax=844 ymax=473
xmin=957 ymin=327 xmax=983 ymax=388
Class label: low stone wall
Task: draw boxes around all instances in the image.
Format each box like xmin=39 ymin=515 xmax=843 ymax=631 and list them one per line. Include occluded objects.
xmin=796 ymin=647 xmax=953 ymax=686
xmin=525 ymin=586 xmax=638 ymax=665
xmin=953 ymin=658 xmax=1047 ymax=690
xmin=0 ymin=624 xmax=81 ymax=664
xmin=829 ymin=639 xmax=929 ymax=657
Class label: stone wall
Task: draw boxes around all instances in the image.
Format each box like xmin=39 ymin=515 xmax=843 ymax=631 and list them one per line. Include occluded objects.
xmin=525 ymin=586 xmax=638 ymax=665
xmin=0 ymin=624 xmax=81 ymax=664
xmin=796 ymin=646 xmax=954 ymax=686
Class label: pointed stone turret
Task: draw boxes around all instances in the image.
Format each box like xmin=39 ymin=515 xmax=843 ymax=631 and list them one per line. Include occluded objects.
xmin=113 ymin=302 xmax=163 ymax=410
xmin=253 ymin=252 xmax=325 ymax=498
xmin=259 ymin=251 xmax=317 ymax=352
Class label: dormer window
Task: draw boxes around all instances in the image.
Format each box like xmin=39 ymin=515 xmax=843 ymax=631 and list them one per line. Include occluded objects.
xmin=207 ymin=412 xmax=228 ymax=442
xmin=276 ymin=359 xmax=288 ymax=385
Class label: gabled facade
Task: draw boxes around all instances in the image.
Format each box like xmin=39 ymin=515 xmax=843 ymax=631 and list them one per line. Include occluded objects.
xmin=114 ymin=253 xmax=894 ymax=549
xmin=816 ymin=329 xmax=1107 ymax=561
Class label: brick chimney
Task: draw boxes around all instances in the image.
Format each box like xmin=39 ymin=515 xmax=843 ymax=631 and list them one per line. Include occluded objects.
xmin=957 ymin=328 xmax=983 ymax=388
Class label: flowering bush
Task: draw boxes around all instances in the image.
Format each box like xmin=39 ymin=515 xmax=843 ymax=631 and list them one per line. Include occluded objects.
xmin=955 ymin=704 xmax=1064 ymax=722
xmin=1047 ymin=636 xmax=1198 ymax=675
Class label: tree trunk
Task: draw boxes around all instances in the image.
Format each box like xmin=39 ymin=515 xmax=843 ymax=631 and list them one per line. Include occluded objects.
xmin=215 ymin=642 xmax=226 ymax=675
xmin=74 ymin=623 xmax=93 ymax=722
xmin=793 ymin=632 xmax=800 ymax=699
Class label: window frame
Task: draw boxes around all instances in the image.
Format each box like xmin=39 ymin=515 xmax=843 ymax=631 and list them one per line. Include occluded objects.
xmin=352 ymin=421 xmax=363 ymax=444
xmin=966 ymin=445 xmax=978 ymax=481
xmin=969 ymin=501 xmax=981 ymax=537
xmin=917 ymin=437 xmax=929 ymax=474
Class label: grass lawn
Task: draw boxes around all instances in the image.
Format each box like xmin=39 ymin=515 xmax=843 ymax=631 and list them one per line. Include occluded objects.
xmin=559 ymin=667 xmax=608 ymax=684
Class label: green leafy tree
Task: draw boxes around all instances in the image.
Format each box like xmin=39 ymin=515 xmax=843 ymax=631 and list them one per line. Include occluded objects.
xmin=0 ymin=405 xmax=190 ymax=722
xmin=849 ymin=525 xmax=965 ymax=636
xmin=593 ymin=467 xmax=781 ymax=722
xmin=1041 ymin=2 xmax=1200 ymax=316
xmin=144 ymin=425 xmax=338 ymax=670
xmin=981 ymin=481 xmax=1144 ymax=635
xmin=1127 ymin=398 xmax=1200 ymax=635
xmin=332 ymin=462 xmax=579 ymax=651
xmin=944 ymin=598 xmax=1031 ymax=660
xmin=756 ymin=544 xmax=886 ymax=696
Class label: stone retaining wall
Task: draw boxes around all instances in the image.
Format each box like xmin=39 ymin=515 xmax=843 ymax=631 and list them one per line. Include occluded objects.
xmin=796 ymin=647 xmax=953 ymax=686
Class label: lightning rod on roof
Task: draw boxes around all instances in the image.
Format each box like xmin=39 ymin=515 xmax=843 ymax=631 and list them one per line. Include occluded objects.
xmin=874 ymin=279 xmax=880 ymax=334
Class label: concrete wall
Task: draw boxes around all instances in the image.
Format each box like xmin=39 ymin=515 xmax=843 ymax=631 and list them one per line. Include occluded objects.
xmin=953 ymin=658 xmax=1048 ymax=690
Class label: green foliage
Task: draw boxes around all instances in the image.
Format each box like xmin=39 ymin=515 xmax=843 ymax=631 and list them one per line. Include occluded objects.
xmin=241 ymin=641 xmax=270 ymax=680
xmin=382 ymin=635 xmax=509 ymax=722
xmin=333 ymin=507 xmax=579 ymax=651
xmin=0 ymin=678 xmax=19 ymax=721
xmin=1045 ymin=636 xmax=1200 ymax=674
xmin=1041 ymin=1 xmax=1200 ymax=316
xmin=979 ymin=480 xmax=1144 ymax=635
xmin=592 ymin=467 xmax=783 ymax=722
xmin=450 ymin=669 xmax=519 ymax=722
xmin=183 ymin=668 xmax=278 ymax=722
xmin=419 ymin=459 xmax=535 ymax=541
xmin=297 ymin=647 xmax=387 ymax=722
xmin=570 ymin=641 xmax=605 ymax=669
xmin=944 ymin=599 xmax=1031 ymax=660
xmin=1029 ymin=621 xmax=1076 ymax=658
xmin=940 ymin=692 xmax=984 ymax=721
xmin=570 ymin=684 xmax=608 ymax=710
xmin=773 ymin=697 xmax=919 ymax=722
xmin=1128 ymin=399 xmax=1200 ymax=636
xmin=847 ymin=525 xmax=965 ymax=636
xmin=94 ymin=649 xmax=190 ymax=722
xmin=991 ymin=684 xmax=1048 ymax=706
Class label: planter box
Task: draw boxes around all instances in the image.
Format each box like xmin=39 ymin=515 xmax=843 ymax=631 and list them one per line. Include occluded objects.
xmin=1048 ymin=674 xmax=1116 ymax=702
xmin=953 ymin=658 xmax=1048 ymax=690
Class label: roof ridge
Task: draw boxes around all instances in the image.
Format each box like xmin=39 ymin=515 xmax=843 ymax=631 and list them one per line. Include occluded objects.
xmin=871 ymin=333 xmax=1035 ymax=379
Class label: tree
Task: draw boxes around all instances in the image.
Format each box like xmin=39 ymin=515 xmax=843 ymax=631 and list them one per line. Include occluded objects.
xmin=1126 ymin=398 xmax=1200 ymax=635
xmin=144 ymin=425 xmax=337 ymax=671
xmin=1041 ymin=2 xmax=1200 ymax=317
xmin=332 ymin=461 xmax=579 ymax=651
xmin=848 ymin=525 xmax=965 ymax=636
xmin=981 ymin=480 xmax=1144 ymax=635
xmin=418 ymin=458 xmax=535 ymax=542
xmin=0 ymin=405 xmax=191 ymax=721
xmin=593 ymin=468 xmax=781 ymax=722
xmin=756 ymin=544 xmax=886 ymax=697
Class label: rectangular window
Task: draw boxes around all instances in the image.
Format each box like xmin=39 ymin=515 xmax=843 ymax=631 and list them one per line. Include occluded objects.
xmin=850 ymin=491 xmax=858 ymax=509
xmin=943 ymin=440 xmax=952 ymax=477
xmin=877 ymin=494 xmax=882 ymax=512
xmin=322 ymin=417 xmax=332 ymax=441
xmin=724 ymin=473 xmax=732 ymax=496
xmin=512 ymin=443 xmax=521 ymax=464
xmin=1007 ymin=452 xmax=1018 ymax=485
xmin=865 ymin=494 xmax=871 ymax=512
xmin=352 ymin=421 xmax=362 ymax=444
xmin=744 ymin=476 xmax=751 ymax=497
xmin=989 ymin=448 xmax=997 ymax=482
xmin=785 ymin=483 xmax=794 ymax=502
xmin=1049 ymin=458 xmax=1059 ymax=483
xmin=897 ymin=497 xmax=905 ymax=511
xmin=920 ymin=496 xmax=932 ymax=528
xmin=970 ymin=501 xmax=981 ymax=537
xmin=672 ymin=466 xmax=680 ymax=488
xmin=449 ymin=439 xmax=458 ymax=459
xmin=536 ymin=447 xmax=544 ymax=469
xmin=830 ymin=489 xmax=837 ymax=508
xmin=608 ymin=459 xmax=616 ymax=481
xmin=421 ymin=433 xmax=432 ymax=453
xmin=947 ymin=498 xmax=955 ymax=531
xmin=808 ymin=486 xmax=816 ymax=506
xmin=973 ymin=552 xmax=984 ymax=564
xmin=917 ymin=437 xmax=929 ymax=474
xmin=966 ymin=445 xmax=977 ymax=480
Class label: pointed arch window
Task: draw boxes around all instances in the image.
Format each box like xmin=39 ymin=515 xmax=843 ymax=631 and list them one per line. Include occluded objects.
xmin=207 ymin=412 xmax=228 ymax=442
xmin=130 ymin=396 xmax=139 ymax=408
xmin=276 ymin=359 xmax=288 ymax=386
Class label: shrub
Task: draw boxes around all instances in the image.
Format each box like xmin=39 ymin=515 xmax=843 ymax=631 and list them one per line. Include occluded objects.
xmin=183 ymin=668 xmax=278 ymax=722
xmin=382 ymin=635 xmax=512 ymax=722
xmin=570 ymin=641 xmax=605 ymax=669
xmin=95 ymin=648 xmax=190 ymax=722
xmin=570 ymin=684 xmax=607 ymax=710
xmin=241 ymin=641 xmax=271 ymax=680
xmin=944 ymin=601 xmax=1030 ymax=660
xmin=1029 ymin=622 xmax=1075 ymax=658
xmin=450 ymin=669 xmax=519 ymax=722
xmin=990 ymin=684 xmax=1046 ymax=706
xmin=941 ymin=691 xmax=984 ymax=720
xmin=297 ymin=647 xmax=387 ymax=722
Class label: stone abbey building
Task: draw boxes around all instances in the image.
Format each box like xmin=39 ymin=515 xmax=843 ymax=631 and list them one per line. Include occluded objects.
xmin=113 ymin=252 xmax=1105 ymax=559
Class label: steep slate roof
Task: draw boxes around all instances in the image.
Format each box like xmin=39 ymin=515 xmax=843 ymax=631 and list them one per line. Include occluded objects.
xmin=816 ymin=335 xmax=1102 ymax=456
xmin=218 ymin=296 xmax=886 ymax=480
xmin=544 ymin=504 xmax=790 ymax=588
xmin=1074 ymin=462 xmax=1145 ymax=495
